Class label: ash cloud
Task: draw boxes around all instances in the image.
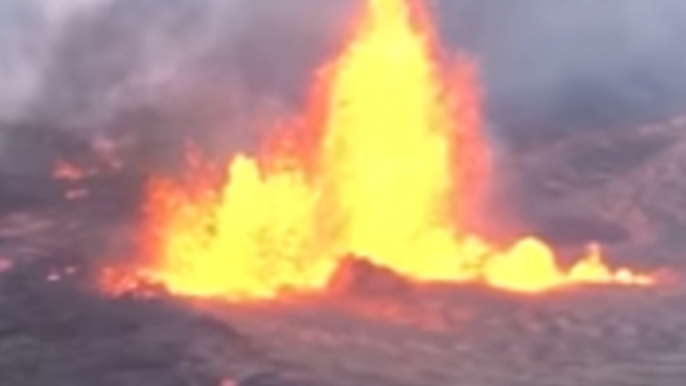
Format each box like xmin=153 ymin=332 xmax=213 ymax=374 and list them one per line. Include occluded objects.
xmin=0 ymin=0 xmax=51 ymax=122
xmin=0 ymin=0 xmax=112 ymax=121
xmin=436 ymin=0 xmax=686 ymax=138
xmin=0 ymin=0 xmax=354 ymax=177
xmin=2 ymin=0 xmax=686 ymax=144
xmin=20 ymin=0 xmax=352 ymax=130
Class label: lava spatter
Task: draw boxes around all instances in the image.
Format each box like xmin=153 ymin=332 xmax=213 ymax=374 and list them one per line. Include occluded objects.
xmin=107 ymin=0 xmax=654 ymax=300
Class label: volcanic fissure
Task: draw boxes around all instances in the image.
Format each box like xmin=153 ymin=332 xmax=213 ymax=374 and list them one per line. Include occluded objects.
xmin=102 ymin=0 xmax=655 ymax=300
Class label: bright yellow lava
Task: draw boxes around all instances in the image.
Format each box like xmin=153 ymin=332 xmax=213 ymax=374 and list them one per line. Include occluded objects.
xmin=102 ymin=0 xmax=654 ymax=300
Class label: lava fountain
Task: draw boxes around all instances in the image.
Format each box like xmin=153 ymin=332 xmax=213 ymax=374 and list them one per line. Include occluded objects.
xmin=105 ymin=0 xmax=654 ymax=300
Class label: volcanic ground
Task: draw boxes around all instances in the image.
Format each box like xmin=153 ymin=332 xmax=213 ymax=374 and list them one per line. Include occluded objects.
xmin=0 ymin=117 xmax=684 ymax=386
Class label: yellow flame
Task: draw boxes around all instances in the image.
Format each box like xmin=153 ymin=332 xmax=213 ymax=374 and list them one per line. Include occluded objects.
xmin=106 ymin=0 xmax=655 ymax=300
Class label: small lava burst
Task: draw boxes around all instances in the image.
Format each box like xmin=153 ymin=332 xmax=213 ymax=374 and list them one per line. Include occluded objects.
xmin=53 ymin=159 xmax=88 ymax=182
xmin=104 ymin=0 xmax=655 ymax=300
xmin=0 ymin=258 xmax=12 ymax=275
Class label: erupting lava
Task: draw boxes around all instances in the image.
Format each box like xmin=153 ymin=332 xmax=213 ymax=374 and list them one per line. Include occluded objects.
xmin=108 ymin=0 xmax=654 ymax=300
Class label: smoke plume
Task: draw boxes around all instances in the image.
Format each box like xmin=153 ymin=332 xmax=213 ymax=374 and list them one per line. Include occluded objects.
xmin=1 ymin=0 xmax=685 ymax=149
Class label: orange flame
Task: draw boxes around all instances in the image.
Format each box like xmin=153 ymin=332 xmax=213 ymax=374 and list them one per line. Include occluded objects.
xmin=108 ymin=0 xmax=654 ymax=300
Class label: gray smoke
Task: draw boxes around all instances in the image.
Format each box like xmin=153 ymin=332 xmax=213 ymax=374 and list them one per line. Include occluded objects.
xmin=437 ymin=0 xmax=686 ymax=136
xmin=1 ymin=0 xmax=686 ymax=139
xmin=0 ymin=0 xmax=355 ymax=177
xmin=0 ymin=0 xmax=49 ymax=121
xmin=0 ymin=0 xmax=112 ymax=120
xmin=7 ymin=0 xmax=351 ymax=131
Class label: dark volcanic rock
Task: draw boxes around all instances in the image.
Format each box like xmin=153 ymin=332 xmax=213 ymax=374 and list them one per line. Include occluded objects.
xmin=512 ymin=115 xmax=686 ymax=266
xmin=327 ymin=256 xmax=413 ymax=297
xmin=0 ymin=262 xmax=265 ymax=386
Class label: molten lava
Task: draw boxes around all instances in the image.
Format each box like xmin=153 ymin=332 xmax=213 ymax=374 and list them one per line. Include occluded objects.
xmin=112 ymin=0 xmax=654 ymax=300
xmin=53 ymin=159 xmax=87 ymax=182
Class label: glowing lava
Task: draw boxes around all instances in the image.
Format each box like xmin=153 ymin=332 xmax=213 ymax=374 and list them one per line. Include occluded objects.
xmin=53 ymin=159 xmax=87 ymax=182
xmin=109 ymin=0 xmax=654 ymax=300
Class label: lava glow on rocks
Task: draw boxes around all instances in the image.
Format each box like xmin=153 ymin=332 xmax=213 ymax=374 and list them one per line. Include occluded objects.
xmin=103 ymin=0 xmax=654 ymax=300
